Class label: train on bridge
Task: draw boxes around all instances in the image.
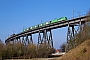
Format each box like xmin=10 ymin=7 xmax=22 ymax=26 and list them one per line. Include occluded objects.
xmin=5 ymin=15 xmax=88 ymax=48
xmin=8 ymin=17 xmax=67 ymax=38
xmin=23 ymin=17 xmax=67 ymax=32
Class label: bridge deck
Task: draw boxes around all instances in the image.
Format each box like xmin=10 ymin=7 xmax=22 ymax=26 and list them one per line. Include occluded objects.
xmin=5 ymin=16 xmax=88 ymax=42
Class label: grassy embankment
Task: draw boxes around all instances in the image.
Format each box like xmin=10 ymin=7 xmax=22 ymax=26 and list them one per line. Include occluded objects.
xmin=55 ymin=39 xmax=90 ymax=60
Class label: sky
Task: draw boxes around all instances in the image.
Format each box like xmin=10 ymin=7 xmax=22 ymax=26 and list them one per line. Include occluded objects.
xmin=0 ymin=0 xmax=90 ymax=49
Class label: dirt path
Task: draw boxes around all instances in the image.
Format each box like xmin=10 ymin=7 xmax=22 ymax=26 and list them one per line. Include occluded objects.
xmin=5 ymin=58 xmax=56 ymax=60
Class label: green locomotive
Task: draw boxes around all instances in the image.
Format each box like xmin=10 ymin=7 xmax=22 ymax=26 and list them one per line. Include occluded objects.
xmin=23 ymin=17 xmax=67 ymax=32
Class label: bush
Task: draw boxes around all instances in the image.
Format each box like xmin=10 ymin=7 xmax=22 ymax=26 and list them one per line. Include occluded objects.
xmin=82 ymin=48 xmax=87 ymax=53
xmin=0 ymin=41 xmax=55 ymax=59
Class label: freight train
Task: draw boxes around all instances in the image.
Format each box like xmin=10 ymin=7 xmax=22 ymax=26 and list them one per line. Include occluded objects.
xmin=23 ymin=17 xmax=67 ymax=32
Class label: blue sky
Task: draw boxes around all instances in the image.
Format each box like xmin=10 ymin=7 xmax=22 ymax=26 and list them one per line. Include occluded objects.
xmin=0 ymin=0 xmax=90 ymax=49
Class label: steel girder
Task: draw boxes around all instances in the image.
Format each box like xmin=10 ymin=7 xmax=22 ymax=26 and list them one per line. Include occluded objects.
xmin=38 ymin=29 xmax=53 ymax=48
xmin=66 ymin=19 xmax=83 ymax=52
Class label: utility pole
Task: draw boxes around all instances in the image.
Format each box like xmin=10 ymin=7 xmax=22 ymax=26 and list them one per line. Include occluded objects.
xmin=73 ymin=9 xmax=74 ymax=19
xmin=0 ymin=39 xmax=1 ymax=41
xmin=23 ymin=26 xmax=24 ymax=31
xmin=13 ymin=31 xmax=14 ymax=34
xmin=77 ymin=11 xmax=80 ymax=17
xmin=8 ymin=34 xmax=9 ymax=37
xmin=5 ymin=37 xmax=6 ymax=41
xmin=41 ymin=20 xmax=42 ymax=23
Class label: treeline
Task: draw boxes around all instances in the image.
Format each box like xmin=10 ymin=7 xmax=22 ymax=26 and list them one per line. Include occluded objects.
xmin=0 ymin=42 xmax=55 ymax=59
xmin=67 ymin=11 xmax=90 ymax=51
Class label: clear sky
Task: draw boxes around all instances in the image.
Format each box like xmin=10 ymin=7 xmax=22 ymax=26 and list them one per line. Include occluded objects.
xmin=0 ymin=0 xmax=90 ymax=49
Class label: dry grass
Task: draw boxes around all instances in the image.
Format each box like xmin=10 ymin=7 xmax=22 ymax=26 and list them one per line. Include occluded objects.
xmin=54 ymin=39 xmax=90 ymax=60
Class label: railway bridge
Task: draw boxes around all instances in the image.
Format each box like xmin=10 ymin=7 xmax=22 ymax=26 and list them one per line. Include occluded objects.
xmin=5 ymin=15 xmax=89 ymax=49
